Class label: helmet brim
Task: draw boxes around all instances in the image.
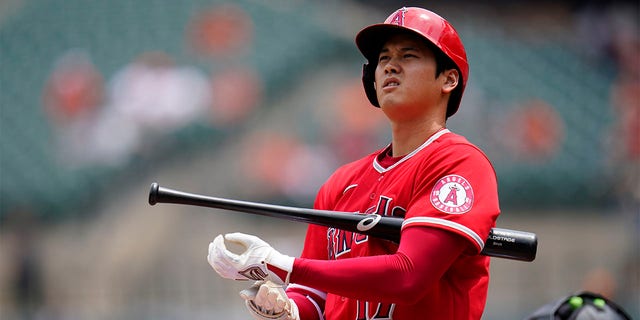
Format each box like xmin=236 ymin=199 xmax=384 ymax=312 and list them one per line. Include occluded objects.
xmin=356 ymin=24 xmax=427 ymax=63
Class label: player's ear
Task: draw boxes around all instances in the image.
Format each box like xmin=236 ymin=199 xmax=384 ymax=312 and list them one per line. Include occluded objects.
xmin=442 ymin=69 xmax=459 ymax=94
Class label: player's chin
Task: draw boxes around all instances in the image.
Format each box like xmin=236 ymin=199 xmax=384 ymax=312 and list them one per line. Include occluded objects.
xmin=377 ymin=87 xmax=407 ymax=105
xmin=378 ymin=94 xmax=405 ymax=110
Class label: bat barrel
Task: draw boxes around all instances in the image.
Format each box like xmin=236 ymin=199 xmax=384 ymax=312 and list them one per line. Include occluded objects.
xmin=483 ymin=228 xmax=537 ymax=262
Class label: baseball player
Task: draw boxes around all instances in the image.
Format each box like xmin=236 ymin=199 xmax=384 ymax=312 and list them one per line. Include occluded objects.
xmin=207 ymin=7 xmax=500 ymax=320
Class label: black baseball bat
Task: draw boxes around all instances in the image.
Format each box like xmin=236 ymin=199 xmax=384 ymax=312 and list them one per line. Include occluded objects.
xmin=148 ymin=183 xmax=537 ymax=262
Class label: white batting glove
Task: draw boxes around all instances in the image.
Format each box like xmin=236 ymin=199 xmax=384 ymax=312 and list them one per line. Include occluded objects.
xmin=207 ymin=232 xmax=294 ymax=285
xmin=240 ymin=281 xmax=300 ymax=320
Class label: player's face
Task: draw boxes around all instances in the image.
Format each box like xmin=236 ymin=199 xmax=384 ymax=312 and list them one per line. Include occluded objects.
xmin=374 ymin=34 xmax=449 ymax=120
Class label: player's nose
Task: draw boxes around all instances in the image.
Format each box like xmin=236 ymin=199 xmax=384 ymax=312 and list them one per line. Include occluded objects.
xmin=384 ymin=60 xmax=400 ymax=74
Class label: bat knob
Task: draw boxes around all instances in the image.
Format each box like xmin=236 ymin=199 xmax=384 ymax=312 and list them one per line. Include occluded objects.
xmin=149 ymin=182 xmax=159 ymax=205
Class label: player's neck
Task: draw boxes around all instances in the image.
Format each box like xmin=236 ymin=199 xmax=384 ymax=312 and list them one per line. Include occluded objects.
xmin=389 ymin=119 xmax=446 ymax=157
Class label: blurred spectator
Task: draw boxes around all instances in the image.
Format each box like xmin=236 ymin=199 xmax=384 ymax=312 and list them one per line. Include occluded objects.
xmin=608 ymin=17 xmax=640 ymax=164
xmin=239 ymin=130 xmax=301 ymax=198
xmin=92 ymin=51 xmax=212 ymax=165
xmin=573 ymin=1 xmax=618 ymax=64
xmin=209 ymin=66 xmax=263 ymax=127
xmin=42 ymin=49 xmax=105 ymax=166
xmin=108 ymin=51 xmax=212 ymax=134
xmin=603 ymin=3 xmax=640 ymax=312
xmin=239 ymin=130 xmax=336 ymax=202
xmin=573 ymin=0 xmax=639 ymax=70
xmin=493 ymin=99 xmax=565 ymax=162
xmin=185 ymin=4 xmax=254 ymax=59
xmin=43 ymin=49 xmax=104 ymax=124
xmin=608 ymin=70 xmax=640 ymax=199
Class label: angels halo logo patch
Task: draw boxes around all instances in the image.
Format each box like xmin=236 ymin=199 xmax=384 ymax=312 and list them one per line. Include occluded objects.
xmin=430 ymin=174 xmax=474 ymax=214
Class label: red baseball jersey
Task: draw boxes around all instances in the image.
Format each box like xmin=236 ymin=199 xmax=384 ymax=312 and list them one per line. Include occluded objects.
xmin=296 ymin=129 xmax=500 ymax=319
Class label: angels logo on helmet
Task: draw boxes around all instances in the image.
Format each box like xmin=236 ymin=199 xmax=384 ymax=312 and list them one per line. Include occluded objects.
xmin=388 ymin=7 xmax=408 ymax=26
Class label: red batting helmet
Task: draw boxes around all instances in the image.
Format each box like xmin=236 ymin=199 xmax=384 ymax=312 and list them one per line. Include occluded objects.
xmin=356 ymin=7 xmax=468 ymax=118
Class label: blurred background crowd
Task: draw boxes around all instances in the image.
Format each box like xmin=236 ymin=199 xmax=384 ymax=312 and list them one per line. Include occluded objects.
xmin=0 ymin=0 xmax=638 ymax=319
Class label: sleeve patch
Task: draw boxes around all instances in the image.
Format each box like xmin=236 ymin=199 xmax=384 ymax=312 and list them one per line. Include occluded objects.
xmin=430 ymin=174 xmax=474 ymax=214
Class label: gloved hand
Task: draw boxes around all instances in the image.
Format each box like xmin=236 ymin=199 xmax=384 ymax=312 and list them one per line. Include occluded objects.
xmin=240 ymin=281 xmax=300 ymax=320
xmin=207 ymin=232 xmax=295 ymax=285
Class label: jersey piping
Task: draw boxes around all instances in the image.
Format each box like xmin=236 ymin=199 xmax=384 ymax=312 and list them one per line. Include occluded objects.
xmin=372 ymin=128 xmax=450 ymax=173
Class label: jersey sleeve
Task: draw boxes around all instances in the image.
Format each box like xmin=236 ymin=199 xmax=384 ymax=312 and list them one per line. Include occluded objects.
xmin=402 ymin=142 xmax=500 ymax=254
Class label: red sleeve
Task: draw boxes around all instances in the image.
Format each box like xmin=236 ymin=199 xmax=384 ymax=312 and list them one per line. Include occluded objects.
xmin=290 ymin=226 xmax=467 ymax=304
xmin=286 ymin=284 xmax=326 ymax=320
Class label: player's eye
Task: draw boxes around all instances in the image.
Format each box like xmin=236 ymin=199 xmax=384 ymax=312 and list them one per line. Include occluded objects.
xmin=378 ymin=55 xmax=390 ymax=62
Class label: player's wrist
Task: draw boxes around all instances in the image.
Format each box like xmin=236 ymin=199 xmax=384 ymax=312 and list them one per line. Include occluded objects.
xmin=266 ymin=253 xmax=295 ymax=285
